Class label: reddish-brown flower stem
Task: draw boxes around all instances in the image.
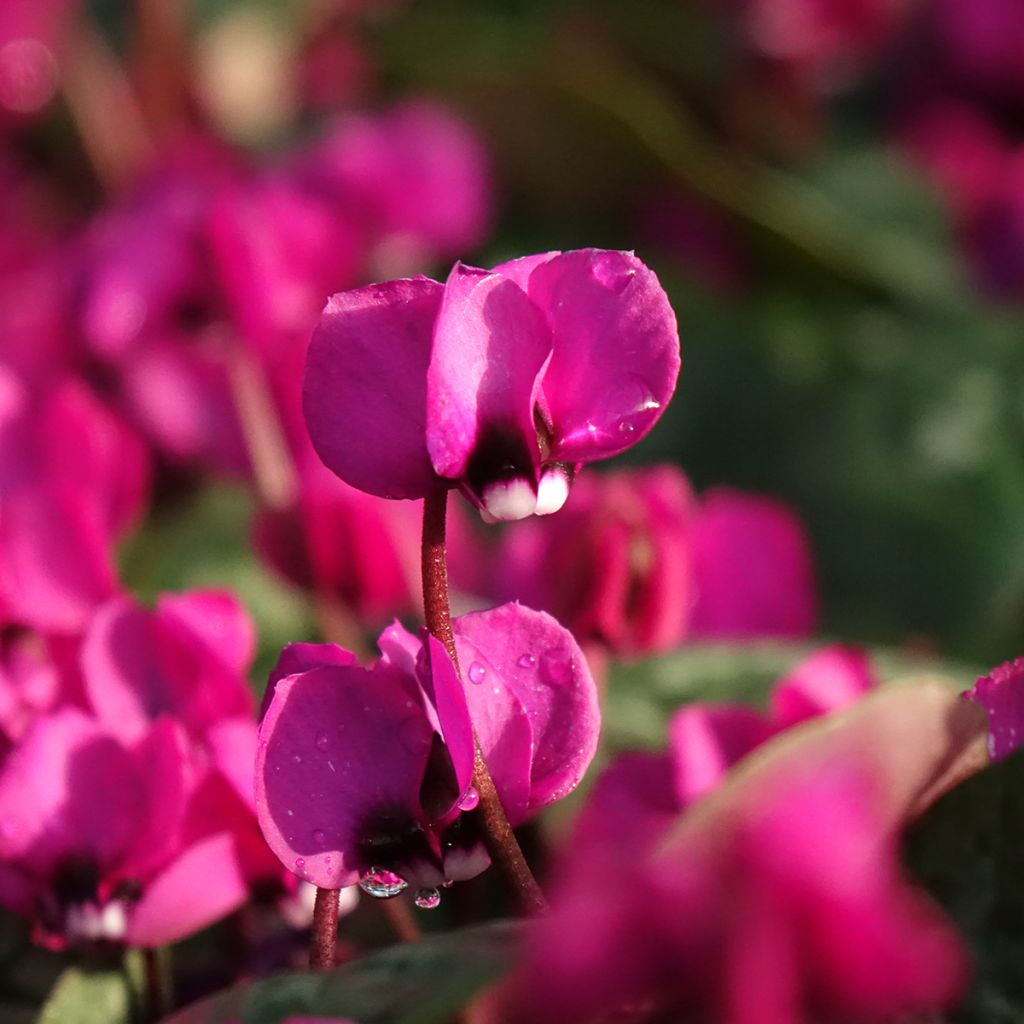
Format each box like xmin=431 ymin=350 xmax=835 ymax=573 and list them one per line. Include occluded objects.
xmin=309 ymin=887 xmax=339 ymax=969
xmin=421 ymin=489 xmax=548 ymax=915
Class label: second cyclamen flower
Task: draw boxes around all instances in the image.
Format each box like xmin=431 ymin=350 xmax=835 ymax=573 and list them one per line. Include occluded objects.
xmin=303 ymin=249 xmax=680 ymax=520
xmin=255 ymin=603 xmax=599 ymax=906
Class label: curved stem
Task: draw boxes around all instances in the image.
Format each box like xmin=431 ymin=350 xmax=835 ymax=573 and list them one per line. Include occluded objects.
xmin=309 ymin=887 xmax=339 ymax=970
xmin=421 ymin=489 xmax=548 ymax=914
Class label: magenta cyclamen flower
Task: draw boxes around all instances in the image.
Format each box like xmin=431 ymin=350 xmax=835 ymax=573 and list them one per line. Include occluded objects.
xmin=303 ymin=249 xmax=680 ymax=521
xmin=255 ymin=603 xmax=599 ymax=905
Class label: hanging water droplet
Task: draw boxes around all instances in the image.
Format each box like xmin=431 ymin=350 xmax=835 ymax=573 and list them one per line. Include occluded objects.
xmin=414 ymin=887 xmax=441 ymax=910
xmin=312 ymin=829 xmax=326 ymax=845
xmin=458 ymin=787 xmax=480 ymax=811
xmin=315 ymin=731 xmax=330 ymax=752
xmin=516 ymin=653 xmax=536 ymax=669
xmin=358 ymin=867 xmax=408 ymax=898
xmin=468 ymin=661 xmax=487 ymax=685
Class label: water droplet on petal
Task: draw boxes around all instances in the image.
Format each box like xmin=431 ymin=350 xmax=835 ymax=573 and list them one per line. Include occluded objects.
xmin=358 ymin=867 xmax=408 ymax=899
xmin=468 ymin=661 xmax=487 ymax=685
xmin=458 ymin=787 xmax=480 ymax=811
xmin=294 ymin=857 xmax=306 ymax=871
xmin=516 ymin=653 xmax=536 ymax=669
xmin=292 ymin=753 xmax=303 ymax=764
xmin=312 ymin=829 xmax=326 ymax=845
xmin=414 ymin=887 xmax=441 ymax=910
xmin=315 ymin=731 xmax=330 ymax=752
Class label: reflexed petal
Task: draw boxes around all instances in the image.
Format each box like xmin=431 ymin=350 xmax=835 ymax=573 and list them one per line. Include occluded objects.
xmin=524 ymin=250 xmax=680 ymax=464
xmin=0 ymin=709 xmax=143 ymax=875
xmin=689 ymin=488 xmax=817 ymax=639
xmin=304 ymin=278 xmax=443 ymax=500
xmin=964 ymin=656 xmax=1024 ymax=759
xmin=771 ymin=645 xmax=876 ymax=729
xmin=454 ymin=603 xmax=600 ymax=817
xmin=491 ymin=251 xmax=560 ymax=291
xmin=256 ymin=663 xmax=433 ymax=888
xmin=668 ymin=704 xmax=774 ymax=807
xmin=156 ymin=590 xmax=256 ymax=676
xmin=124 ymin=831 xmax=248 ymax=947
xmin=427 ymin=264 xmax=551 ymax=517
xmin=260 ymin=641 xmax=357 ymax=721
xmin=206 ymin=717 xmax=260 ymax=812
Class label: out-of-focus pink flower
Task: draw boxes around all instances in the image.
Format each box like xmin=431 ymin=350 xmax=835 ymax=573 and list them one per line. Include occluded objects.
xmin=502 ymin=680 xmax=981 ymax=1024
xmin=485 ymin=469 xmax=816 ymax=654
xmin=298 ymin=100 xmax=492 ymax=274
xmin=0 ymin=371 xmax=149 ymax=633
xmin=256 ymin=603 xmax=599 ymax=903
xmin=0 ymin=628 xmax=82 ymax=744
xmin=0 ymin=708 xmax=249 ymax=948
xmin=304 ymin=250 xmax=680 ymax=522
xmin=689 ymin=487 xmax=818 ymax=639
xmin=0 ymin=0 xmax=79 ymax=118
xmin=897 ymin=102 xmax=1008 ymax=219
xmin=252 ymin=455 xmax=422 ymax=626
xmin=932 ymin=0 xmax=1024 ymax=103
xmin=723 ymin=0 xmax=902 ymax=89
xmin=492 ymin=465 xmax=695 ymax=654
xmin=963 ymin=655 xmax=1024 ymax=760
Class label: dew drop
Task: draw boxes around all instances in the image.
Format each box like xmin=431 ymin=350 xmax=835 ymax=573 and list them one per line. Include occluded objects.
xmin=315 ymin=731 xmax=330 ymax=752
xmin=468 ymin=661 xmax=487 ymax=685
xmin=312 ymin=829 xmax=326 ymax=845
xmin=458 ymin=787 xmax=480 ymax=811
xmin=516 ymin=653 xmax=536 ymax=669
xmin=414 ymin=887 xmax=441 ymax=910
xmin=292 ymin=753 xmax=303 ymax=764
xmin=294 ymin=857 xmax=306 ymax=871
xmin=358 ymin=867 xmax=408 ymax=899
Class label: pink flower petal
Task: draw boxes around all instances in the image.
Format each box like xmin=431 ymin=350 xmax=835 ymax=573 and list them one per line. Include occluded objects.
xmin=0 ymin=709 xmax=143 ymax=876
xmin=262 ymin=642 xmax=358 ymax=722
xmin=156 ymin=590 xmax=256 ymax=677
xmin=304 ymin=278 xmax=443 ymax=500
xmin=124 ymin=831 xmax=248 ymax=947
xmin=964 ymin=655 xmax=1024 ymax=759
xmin=689 ymin=488 xmax=818 ymax=639
xmin=668 ymin=704 xmax=775 ymax=807
xmin=770 ymin=645 xmax=877 ymax=729
xmin=524 ymin=250 xmax=680 ymax=464
xmin=454 ymin=603 xmax=600 ymax=817
xmin=427 ymin=264 xmax=551 ymax=518
xmin=256 ymin=662 xmax=433 ymax=889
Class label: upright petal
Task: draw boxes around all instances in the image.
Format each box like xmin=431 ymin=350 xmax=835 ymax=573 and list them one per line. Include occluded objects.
xmin=260 ymin=641 xmax=357 ymax=721
xmin=523 ymin=250 xmax=680 ymax=464
xmin=304 ymin=279 xmax=443 ymax=500
xmin=964 ymin=655 xmax=1024 ymax=759
xmin=771 ymin=645 xmax=877 ymax=729
xmin=454 ymin=603 xmax=600 ymax=817
xmin=156 ymin=590 xmax=256 ymax=677
xmin=427 ymin=264 xmax=552 ymax=520
xmin=256 ymin=663 xmax=434 ymax=889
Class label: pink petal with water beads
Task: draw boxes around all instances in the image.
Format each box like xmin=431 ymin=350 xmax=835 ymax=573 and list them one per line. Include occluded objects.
xmin=427 ymin=264 xmax=552 ymax=520
xmin=260 ymin=642 xmax=357 ymax=721
xmin=454 ymin=603 xmax=600 ymax=817
xmin=771 ymin=645 xmax=877 ymax=729
xmin=524 ymin=250 xmax=680 ymax=465
xmin=255 ymin=662 xmax=434 ymax=890
xmin=304 ymin=278 xmax=443 ymax=501
xmin=668 ymin=704 xmax=774 ymax=808
xmin=124 ymin=831 xmax=248 ymax=948
xmin=964 ymin=656 xmax=1024 ymax=759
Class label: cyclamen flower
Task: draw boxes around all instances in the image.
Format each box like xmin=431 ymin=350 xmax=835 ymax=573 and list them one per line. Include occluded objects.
xmin=963 ymin=655 xmax=1024 ymax=759
xmin=0 ymin=709 xmax=248 ymax=948
xmin=256 ymin=604 xmax=599 ymax=904
xmin=303 ymin=249 xmax=680 ymax=521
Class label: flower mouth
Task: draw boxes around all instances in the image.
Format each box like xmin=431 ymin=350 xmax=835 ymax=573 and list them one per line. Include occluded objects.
xmin=354 ymin=806 xmax=445 ymax=890
xmin=462 ymin=416 xmax=574 ymax=522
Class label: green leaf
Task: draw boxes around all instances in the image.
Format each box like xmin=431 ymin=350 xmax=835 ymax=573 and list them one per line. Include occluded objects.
xmin=164 ymin=920 xmax=524 ymax=1024
xmin=36 ymin=965 xmax=134 ymax=1024
xmin=906 ymin=750 xmax=1024 ymax=1024
xmin=604 ymin=642 xmax=980 ymax=750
